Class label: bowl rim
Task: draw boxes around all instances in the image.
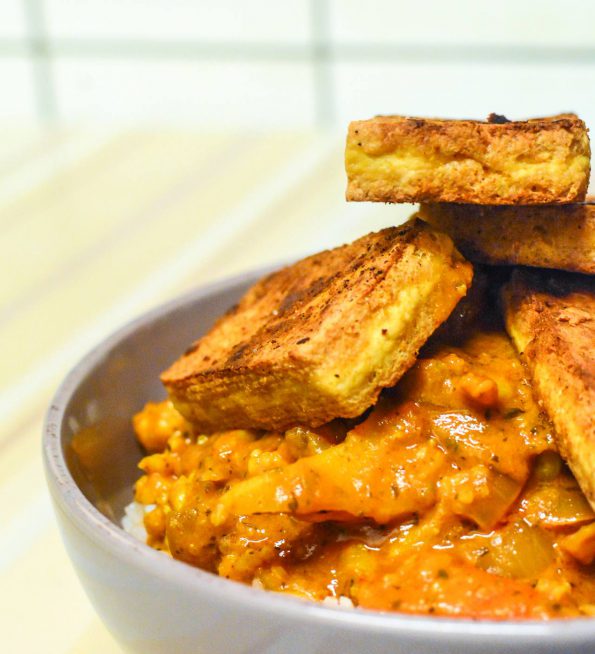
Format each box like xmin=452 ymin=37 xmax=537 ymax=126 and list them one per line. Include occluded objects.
xmin=43 ymin=265 xmax=595 ymax=646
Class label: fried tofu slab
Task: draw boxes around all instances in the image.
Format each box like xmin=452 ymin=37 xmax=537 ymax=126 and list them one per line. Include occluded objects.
xmin=502 ymin=269 xmax=595 ymax=508
xmin=162 ymin=221 xmax=473 ymax=432
xmin=346 ymin=114 xmax=590 ymax=205
xmin=419 ymin=201 xmax=595 ymax=275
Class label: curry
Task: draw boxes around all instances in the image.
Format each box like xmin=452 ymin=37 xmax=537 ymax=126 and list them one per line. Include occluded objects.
xmin=131 ymin=320 xmax=595 ymax=619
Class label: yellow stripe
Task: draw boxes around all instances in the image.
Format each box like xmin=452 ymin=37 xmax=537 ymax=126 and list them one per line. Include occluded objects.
xmin=0 ymin=526 xmax=95 ymax=652
xmin=0 ymin=131 xmax=233 ymax=309
xmin=68 ymin=621 xmax=121 ymax=654
xmin=0 ymin=129 xmax=367 ymax=654
xmin=0 ymin=127 xmax=68 ymax=182
xmin=0 ymin=134 xmax=315 ymax=416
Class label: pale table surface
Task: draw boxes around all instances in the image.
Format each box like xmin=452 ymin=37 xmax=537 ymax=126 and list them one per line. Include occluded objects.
xmin=0 ymin=125 xmax=415 ymax=653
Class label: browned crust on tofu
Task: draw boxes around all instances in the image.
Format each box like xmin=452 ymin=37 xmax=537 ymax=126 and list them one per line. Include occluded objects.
xmin=346 ymin=114 xmax=590 ymax=205
xmin=419 ymin=201 xmax=595 ymax=274
xmin=162 ymin=220 xmax=473 ymax=432
xmin=502 ymin=269 xmax=595 ymax=508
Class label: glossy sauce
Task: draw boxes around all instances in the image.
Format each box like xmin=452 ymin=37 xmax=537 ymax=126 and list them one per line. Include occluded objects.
xmin=133 ymin=326 xmax=595 ymax=619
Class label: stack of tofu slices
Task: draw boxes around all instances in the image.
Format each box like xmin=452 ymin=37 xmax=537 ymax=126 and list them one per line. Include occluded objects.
xmin=345 ymin=112 xmax=594 ymax=508
xmin=162 ymin=113 xmax=593 ymax=513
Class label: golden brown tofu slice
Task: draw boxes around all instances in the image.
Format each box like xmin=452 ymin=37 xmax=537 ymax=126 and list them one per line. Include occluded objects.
xmin=346 ymin=114 xmax=590 ymax=205
xmin=162 ymin=220 xmax=473 ymax=432
xmin=419 ymin=201 xmax=595 ymax=275
xmin=502 ymin=269 xmax=595 ymax=509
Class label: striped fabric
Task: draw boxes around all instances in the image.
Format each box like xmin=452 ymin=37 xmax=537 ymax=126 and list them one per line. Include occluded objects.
xmin=1 ymin=128 xmax=415 ymax=653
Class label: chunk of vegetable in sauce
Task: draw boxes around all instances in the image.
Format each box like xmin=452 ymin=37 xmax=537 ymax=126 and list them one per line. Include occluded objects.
xmin=131 ymin=327 xmax=595 ymax=619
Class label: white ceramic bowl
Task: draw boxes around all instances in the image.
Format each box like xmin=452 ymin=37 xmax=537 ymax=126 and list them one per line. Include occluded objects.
xmin=44 ymin=268 xmax=595 ymax=654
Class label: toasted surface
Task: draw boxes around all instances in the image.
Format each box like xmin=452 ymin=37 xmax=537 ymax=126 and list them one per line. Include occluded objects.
xmin=346 ymin=114 xmax=590 ymax=205
xmin=502 ymin=269 xmax=595 ymax=508
xmin=419 ymin=201 xmax=595 ymax=274
xmin=162 ymin=221 xmax=473 ymax=432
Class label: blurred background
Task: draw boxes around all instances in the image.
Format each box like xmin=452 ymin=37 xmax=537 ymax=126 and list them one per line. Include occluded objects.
xmin=4 ymin=0 xmax=595 ymax=128
xmin=2 ymin=2 xmax=595 ymax=653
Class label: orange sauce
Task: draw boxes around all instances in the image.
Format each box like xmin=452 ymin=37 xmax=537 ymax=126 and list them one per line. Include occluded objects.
xmin=132 ymin=326 xmax=595 ymax=619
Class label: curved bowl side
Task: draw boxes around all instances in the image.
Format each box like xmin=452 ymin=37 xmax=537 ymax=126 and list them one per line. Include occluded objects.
xmin=43 ymin=269 xmax=595 ymax=654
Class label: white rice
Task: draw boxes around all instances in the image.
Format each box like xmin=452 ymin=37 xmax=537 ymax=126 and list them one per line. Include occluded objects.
xmin=121 ymin=500 xmax=152 ymax=542
xmin=252 ymin=580 xmax=354 ymax=609
xmin=321 ymin=595 xmax=355 ymax=609
xmin=124 ymin=500 xmax=354 ymax=609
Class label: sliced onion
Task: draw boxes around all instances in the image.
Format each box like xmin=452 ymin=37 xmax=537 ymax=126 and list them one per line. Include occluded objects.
xmin=461 ymin=472 xmax=524 ymax=530
xmin=477 ymin=521 xmax=555 ymax=579
xmin=522 ymin=458 xmax=595 ymax=529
